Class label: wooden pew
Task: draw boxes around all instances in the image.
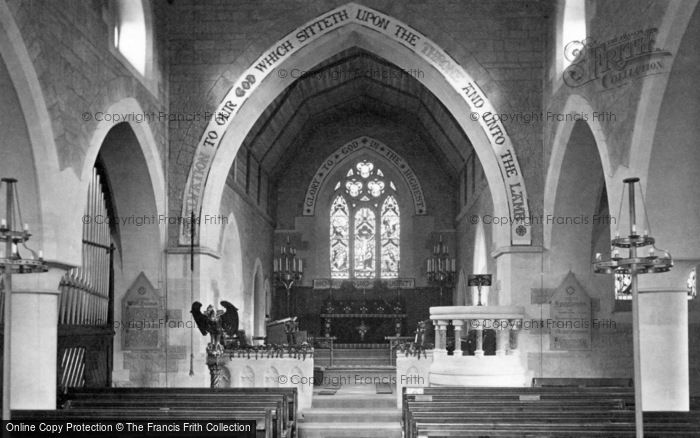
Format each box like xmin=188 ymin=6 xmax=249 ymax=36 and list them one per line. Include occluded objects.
xmin=60 ymin=387 xmax=297 ymax=437
xmin=61 ymin=387 xmax=297 ymax=424
xmin=402 ymin=386 xmax=699 ymax=438
xmin=532 ymin=377 xmax=634 ymax=388
xmin=13 ymin=408 xmax=272 ymax=438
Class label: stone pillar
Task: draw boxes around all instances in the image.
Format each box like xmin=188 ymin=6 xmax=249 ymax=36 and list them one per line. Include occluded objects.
xmin=207 ymin=349 xmax=228 ymax=388
xmin=9 ymin=267 xmax=64 ymax=409
xmin=639 ymin=291 xmax=688 ymax=411
xmin=452 ymin=320 xmax=464 ymax=356
xmin=495 ymin=319 xmax=510 ymax=356
xmin=492 ymin=246 xmax=543 ymax=305
xmin=434 ymin=319 xmax=449 ymax=354
xmin=508 ymin=319 xmax=522 ymax=356
xmin=473 ymin=319 xmax=484 ymax=357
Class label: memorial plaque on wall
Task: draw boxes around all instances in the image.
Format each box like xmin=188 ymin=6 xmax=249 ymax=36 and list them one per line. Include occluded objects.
xmin=122 ymin=272 xmax=163 ymax=350
xmin=550 ymin=272 xmax=592 ymax=350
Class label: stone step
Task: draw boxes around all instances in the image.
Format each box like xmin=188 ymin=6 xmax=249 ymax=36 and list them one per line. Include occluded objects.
xmin=300 ymin=408 xmax=401 ymax=423
xmin=311 ymin=395 xmax=396 ymax=409
xmin=297 ymin=421 xmax=402 ymax=438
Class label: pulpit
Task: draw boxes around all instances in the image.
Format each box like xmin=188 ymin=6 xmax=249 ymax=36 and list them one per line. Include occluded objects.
xmin=428 ymin=305 xmax=527 ymax=386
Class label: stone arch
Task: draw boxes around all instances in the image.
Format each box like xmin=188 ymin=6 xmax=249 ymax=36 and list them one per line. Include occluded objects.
xmin=629 ymin=0 xmax=699 ymax=191
xmin=91 ymin=122 xmax=164 ymax=360
xmin=264 ymin=366 xmax=280 ymax=387
xmin=544 ymin=94 xmax=612 ymax=250
xmin=240 ymin=365 xmax=255 ymax=386
xmin=183 ymin=3 xmax=532 ymax=250
xmin=83 ymin=97 xmax=166 ymax=247
xmin=547 ymin=120 xmax=607 ymax=284
xmin=0 ymin=0 xmax=67 ymax=261
xmin=642 ymin=3 xmax=700 ymax=292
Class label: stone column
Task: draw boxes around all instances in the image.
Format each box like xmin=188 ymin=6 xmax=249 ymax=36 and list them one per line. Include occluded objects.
xmin=433 ymin=319 xmax=449 ymax=354
xmin=508 ymin=319 xmax=522 ymax=356
xmin=473 ymin=319 xmax=484 ymax=357
xmin=9 ymin=267 xmax=64 ymax=410
xmin=207 ymin=349 xmax=229 ymax=388
xmin=452 ymin=320 xmax=464 ymax=356
xmin=639 ymin=290 xmax=688 ymax=410
xmin=492 ymin=246 xmax=543 ymax=305
xmin=495 ymin=319 xmax=510 ymax=356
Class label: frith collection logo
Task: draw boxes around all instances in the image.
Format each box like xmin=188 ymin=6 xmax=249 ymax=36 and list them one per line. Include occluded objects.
xmin=563 ymin=28 xmax=672 ymax=89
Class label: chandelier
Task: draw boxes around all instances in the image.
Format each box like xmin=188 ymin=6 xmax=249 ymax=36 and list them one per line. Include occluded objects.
xmin=273 ymin=236 xmax=303 ymax=317
xmin=0 ymin=178 xmax=47 ymax=274
xmin=592 ymin=177 xmax=672 ymax=438
xmin=593 ymin=177 xmax=672 ymax=276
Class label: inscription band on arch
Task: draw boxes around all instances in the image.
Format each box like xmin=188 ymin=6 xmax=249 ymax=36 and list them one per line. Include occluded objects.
xmin=179 ymin=2 xmax=532 ymax=245
xmin=303 ymin=136 xmax=426 ymax=216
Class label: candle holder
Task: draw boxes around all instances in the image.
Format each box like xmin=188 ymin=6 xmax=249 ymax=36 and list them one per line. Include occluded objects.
xmin=426 ymin=235 xmax=456 ymax=305
xmin=273 ymin=236 xmax=303 ymax=317
xmin=467 ymin=274 xmax=492 ymax=306
xmin=0 ymin=178 xmax=48 ymax=420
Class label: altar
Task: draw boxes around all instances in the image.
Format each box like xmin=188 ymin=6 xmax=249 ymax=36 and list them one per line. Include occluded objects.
xmin=319 ymin=298 xmax=407 ymax=343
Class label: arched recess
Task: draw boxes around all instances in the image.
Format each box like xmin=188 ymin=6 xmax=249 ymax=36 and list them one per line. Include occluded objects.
xmin=0 ymin=0 xmax=68 ymax=262
xmin=96 ymin=123 xmax=163 ymax=338
xmin=184 ymin=3 xmax=532 ymax=250
xmin=544 ymin=94 xmax=612 ymax=250
xmin=548 ymin=120 xmax=607 ymax=285
xmin=473 ymin=221 xmax=488 ymax=275
xmin=83 ymin=97 xmax=166 ymax=248
xmin=252 ymin=259 xmax=265 ymax=337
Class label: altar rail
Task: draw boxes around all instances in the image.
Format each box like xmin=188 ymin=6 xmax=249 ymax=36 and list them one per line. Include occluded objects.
xmin=429 ymin=306 xmax=524 ymax=356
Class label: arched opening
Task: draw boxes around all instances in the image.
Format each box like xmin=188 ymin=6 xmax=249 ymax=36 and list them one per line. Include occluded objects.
xmin=219 ymin=212 xmax=245 ymax=330
xmin=88 ymin=123 xmax=162 ymax=387
xmin=473 ymin=221 xmax=488 ymax=275
xmin=187 ymin=5 xmax=533 ymax=252
xmin=550 ymin=120 xmax=607 ymax=282
xmin=253 ymin=260 xmax=265 ymax=338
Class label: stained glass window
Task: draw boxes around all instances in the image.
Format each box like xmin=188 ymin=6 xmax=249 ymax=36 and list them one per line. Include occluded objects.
xmin=614 ymin=273 xmax=632 ymax=300
xmin=381 ymin=196 xmax=400 ymax=278
xmin=688 ymin=268 xmax=696 ymax=300
xmin=329 ymin=159 xmax=400 ymax=279
xmin=354 ymin=208 xmax=375 ymax=278
xmin=330 ymin=196 xmax=349 ymax=278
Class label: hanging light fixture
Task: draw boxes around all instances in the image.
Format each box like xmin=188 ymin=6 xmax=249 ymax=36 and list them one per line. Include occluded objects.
xmin=593 ymin=177 xmax=673 ymax=276
xmin=1 ymin=177 xmax=48 ymax=420
xmin=592 ymin=177 xmax=672 ymax=438
xmin=0 ymin=178 xmax=47 ymax=274
xmin=273 ymin=236 xmax=303 ymax=317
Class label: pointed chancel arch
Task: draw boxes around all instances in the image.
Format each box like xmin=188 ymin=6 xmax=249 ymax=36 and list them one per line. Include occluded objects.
xmin=182 ymin=3 xmax=532 ymax=250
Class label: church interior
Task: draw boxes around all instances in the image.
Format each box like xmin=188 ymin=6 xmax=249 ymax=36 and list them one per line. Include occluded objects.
xmin=0 ymin=0 xmax=699 ymax=436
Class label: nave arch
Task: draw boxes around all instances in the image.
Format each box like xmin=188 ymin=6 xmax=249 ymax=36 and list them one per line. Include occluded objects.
xmin=183 ymin=3 xmax=534 ymax=253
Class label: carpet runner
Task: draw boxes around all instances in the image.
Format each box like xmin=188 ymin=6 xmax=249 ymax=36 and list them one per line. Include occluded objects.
xmin=298 ymin=367 xmax=401 ymax=438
